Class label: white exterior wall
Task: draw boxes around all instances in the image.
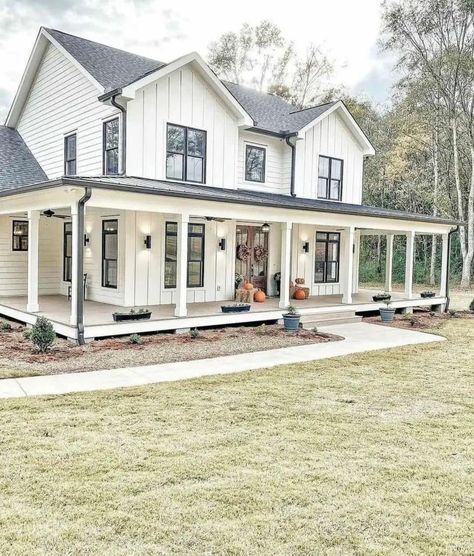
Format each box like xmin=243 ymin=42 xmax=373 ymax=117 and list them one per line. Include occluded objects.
xmin=16 ymin=43 xmax=116 ymax=178
xmin=126 ymin=66 xmax=239 ymax=188
xmin=0 ymin=216 xmax=62 ymax=296
xmin=237 ymin=131 xmax=291 ymax=195
xmin=294 ymin=111 xmax=365 ymax=203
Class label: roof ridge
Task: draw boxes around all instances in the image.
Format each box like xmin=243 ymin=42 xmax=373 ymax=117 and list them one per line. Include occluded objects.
xmin=288 ymin=101 xmax=338 ymax=115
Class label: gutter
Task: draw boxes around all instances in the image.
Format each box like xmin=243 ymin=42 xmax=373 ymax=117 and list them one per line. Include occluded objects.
xmin=445 ymin=225 xmax=459 ymax=312
xmin=109 ymin=94 xmax=127 ymax=175
xmin=76 ymin=187 xmax=92 ymax=345
xmin=284 ymin=134 xmax=298 ymax=197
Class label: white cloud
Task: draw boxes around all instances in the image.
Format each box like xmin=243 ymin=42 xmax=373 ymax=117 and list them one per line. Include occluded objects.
xmin=0 ymin=0 xmax=394 ymax=121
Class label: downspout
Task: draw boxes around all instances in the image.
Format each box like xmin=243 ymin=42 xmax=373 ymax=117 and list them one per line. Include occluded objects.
xmin=110 ymin=94 xmax=126 ymax=175
xmin=445 ymin=225 xmax=459 ymax=312
xmin=76 ymin=187 xmax=92 ymax=345
xmin=285 ymin=135 xmax=297 ymax=197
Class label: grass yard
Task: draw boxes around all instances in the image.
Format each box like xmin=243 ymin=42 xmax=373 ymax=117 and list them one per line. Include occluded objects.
xmin=0 ymin=319 xmax=473 ymax=555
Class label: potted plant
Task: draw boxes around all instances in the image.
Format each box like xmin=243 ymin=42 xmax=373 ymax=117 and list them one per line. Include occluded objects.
xmin=420 ymin=291 xmax=436 ymax=298
xmin=282 ymin=304 xmax=301 ymax=331
xmin=112 ymin=308 xmax=152 ymax=322
xmin=379 ymin=299 xmax=396 ymax=322
xmin=373 ymin=292 xmax=391 ymax=302
xmin=221 ymin=303 xmax=251 ymax=313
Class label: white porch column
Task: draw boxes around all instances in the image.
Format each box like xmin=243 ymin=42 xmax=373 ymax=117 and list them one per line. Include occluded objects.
xmin=279 ymin=221 xmax=292 ymax=309
xmin=342 ymin=226 xmax=355 ymax=304
xmin=439 ymin=233 xmax=449 ymax=297
xmin=26 ymin=210 xmax=40 ymax=313
xmin=175 ymin=213 xmax=189 ymax=317
xmin=385 ymin=233 xmax=394 ymax=293
xmin=69 ymin=203 xmax=79 ymax=325
xmin=404 ymin=231 xmax=415 ymax=299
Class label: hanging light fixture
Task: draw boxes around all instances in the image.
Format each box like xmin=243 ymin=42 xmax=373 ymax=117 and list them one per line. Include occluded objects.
xmin=261 ymin=222 xmax=270 ymax=233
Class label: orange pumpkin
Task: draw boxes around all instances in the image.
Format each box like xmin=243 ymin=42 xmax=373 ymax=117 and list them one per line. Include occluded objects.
xmin=244 ymin=281 xmax=254 ymax=290
xmin=293 ymin=288 xmax=306 ymax=300
xmin=254 ymin=290 xmax=266 ymax=303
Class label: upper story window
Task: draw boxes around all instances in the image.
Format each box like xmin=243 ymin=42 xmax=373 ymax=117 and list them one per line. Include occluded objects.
xmin=314 ymin=232 xmax=340 ymax=284
xmin=12 ymin=220 xmax=28 ymax=252
xmin=64 ymin=133 xmax=77 ymax=176
xmin=166 ymin=124 xmax=206 ymax=183
xmin=245 ymin=145 xmax=266 ymax=183
xmin=103 ymin=118 xmax=119 ymax=175
xmin=318 ymin=156 xmax=343 ymax=201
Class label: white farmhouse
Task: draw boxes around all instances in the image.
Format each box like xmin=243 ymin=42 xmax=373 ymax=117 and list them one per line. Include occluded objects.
xmin=0 ymin=28 xmax=458 ymax=342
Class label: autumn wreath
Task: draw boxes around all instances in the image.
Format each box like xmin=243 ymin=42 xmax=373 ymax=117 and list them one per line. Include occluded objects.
xmin=237 ymin=243 xmax=252 ymax=261
xmin=254 ymin=245 xmax=269 ymax=262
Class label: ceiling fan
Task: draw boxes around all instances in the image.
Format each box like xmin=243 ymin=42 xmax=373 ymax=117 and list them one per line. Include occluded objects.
xmin=42 ymin=209 xmax=70 ymax=220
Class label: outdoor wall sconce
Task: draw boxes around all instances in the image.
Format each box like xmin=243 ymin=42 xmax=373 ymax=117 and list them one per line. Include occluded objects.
xmin=84 ymin=234 xmax=90 ymax=247
xmin=261 ymin=222 xmax=270 ymax=233
xmin=218 ymin=238 xmax=226 ymax=251
xmin=144 ymin=235 xmax=152 ymax=249
xmin=302 ymin=241 xmax=310 ymax=253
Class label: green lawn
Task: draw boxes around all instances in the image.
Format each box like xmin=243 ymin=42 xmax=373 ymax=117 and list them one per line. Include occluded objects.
xmin=1 ymin=319 xmax=473 ymax=555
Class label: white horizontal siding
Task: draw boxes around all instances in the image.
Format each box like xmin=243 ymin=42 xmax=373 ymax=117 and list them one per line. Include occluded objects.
xmin=17 ymin=43 xmax=116 ymax=178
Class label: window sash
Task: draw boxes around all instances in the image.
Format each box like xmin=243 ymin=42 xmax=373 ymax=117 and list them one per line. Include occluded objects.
xmin=63 ymin=222 xmax=72 ymax=282
xmin=12 ymin=220 xmax=28 ymax=252
xmin=245 ymin=145 xmax=266 ymax=182
xmin=314 ymin=231 xmax=340 ymax=283
xmin=164 ymin=221 xmax=205 ymax=288
xmin=317 ymin=156 xmax=343 ymax=201
xmin=103 ymin=118 xmax=119 ymax=175
xmin=166 ymin=124 xmax=206 ymax=183
xmin=102 ymin=219 xmax=118 ymax=288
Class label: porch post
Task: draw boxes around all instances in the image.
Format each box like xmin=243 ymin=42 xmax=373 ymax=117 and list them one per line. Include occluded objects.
xmin=404 ymin=231 xmax=415 ymax=299
xmin=385 ymin=233 xmax=394 ymax=293
xmin=26 ymin=210 xmax=40 ymax=312
xmin=439 ymin=233 xmax=449 ymax=297
xmin=342 ymin=226 xmax=355 ymax=304
xmin=175 ymin=213 xmax=189 ymax=317
xmin=69 ymin=203 xmax=79 ymax=325
xmin=279 ymin=221 xmax=292 ymax=309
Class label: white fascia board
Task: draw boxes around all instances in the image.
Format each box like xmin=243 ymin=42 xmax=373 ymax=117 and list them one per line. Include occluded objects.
xmin=297 ymin=101 xmax=376 ymax=156
xmin=5 ymin=27 xmax=104 ymax=127
xmin=121 ymin=52 xmax=253 ymax=127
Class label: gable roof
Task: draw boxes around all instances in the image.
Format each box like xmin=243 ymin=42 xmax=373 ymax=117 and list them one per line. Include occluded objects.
xmin=0 ymin=126 xmax=47 ymax=192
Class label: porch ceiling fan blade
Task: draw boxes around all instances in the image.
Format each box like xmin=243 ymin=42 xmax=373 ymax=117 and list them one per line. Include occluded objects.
xmin=42 ymin=210 xmax=69 ymax=219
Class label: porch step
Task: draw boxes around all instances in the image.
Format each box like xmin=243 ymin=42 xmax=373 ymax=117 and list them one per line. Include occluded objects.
xmin=300 ymin=311 xmax=362 ymax=329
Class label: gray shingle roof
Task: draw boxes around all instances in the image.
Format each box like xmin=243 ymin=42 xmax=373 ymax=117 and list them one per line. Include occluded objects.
xmin=0 ymin=126 xmax=47 ymax=192
xmin=46 ymin=28 xmax=166 ymax=93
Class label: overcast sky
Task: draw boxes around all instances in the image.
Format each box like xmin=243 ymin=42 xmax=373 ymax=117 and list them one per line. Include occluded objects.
xmin=0 ymin=0 xmax=396 ymax=122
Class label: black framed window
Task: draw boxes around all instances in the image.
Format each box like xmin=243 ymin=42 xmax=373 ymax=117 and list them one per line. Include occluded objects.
xmin=63 ymin=222 xmax=72 ymax=282
xmin=245 ymin=145 xmax=266 ymax=182
xmin=314 ymin=232 xmax=340 ymax=283
xmin=64 ymin=134 xmax=77 ymax=176
xmin=103 ymin=118 xmax=119 ymax=175
xmin=102 ymin=220 xmax=118 ymax=288
xmin=317 ymin=156 xmax=343 ymax=201
xmin=166 ymin=124 xmax=206 ymax=183
xmin=164 ymin=222 xmax=205 ymax=288
xmin=12 ymin=220 xmax=28 ymax=252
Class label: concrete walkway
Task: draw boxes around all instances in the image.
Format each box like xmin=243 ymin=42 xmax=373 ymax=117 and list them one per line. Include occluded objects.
xmin=0 ymin=323 xmax=445 ymax=400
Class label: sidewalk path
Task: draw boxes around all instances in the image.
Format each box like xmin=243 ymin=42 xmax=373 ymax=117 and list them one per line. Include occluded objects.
xmin=0 ymin=323 xmax=445 ymax=399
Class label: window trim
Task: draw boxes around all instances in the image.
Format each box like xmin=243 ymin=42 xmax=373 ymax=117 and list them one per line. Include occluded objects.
xmin=166 ymin=123 xmax=207 ymax=184
xmin=164 ymin=221 xmax=206 ymax=289
xmin=101 ymin=219 xmax=118 ymax=289
xmin=314 ymin=231 xmax=340 ymax=284
xmin=12 ymin=220 xmax=29 ymax=252
xmin=63 ymin=221 xmax=72 ymax=282
xmin=245 ymin=144 xmax=266 ymax=183
xmin=102 ymin=117 xmax=120 ymax=175
xmin=64 ymin=132 xmax=77 ymax=176
xmin=317 ymin=155 xmax=344 ymax=201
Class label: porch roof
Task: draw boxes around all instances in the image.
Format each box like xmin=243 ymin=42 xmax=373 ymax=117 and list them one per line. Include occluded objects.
xmin=0 ymin=175 xmax=460 ymax=227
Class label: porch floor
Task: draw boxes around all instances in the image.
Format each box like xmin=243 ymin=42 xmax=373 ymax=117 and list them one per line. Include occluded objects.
xmin=0 ymin=289 xmax=441 ymax=327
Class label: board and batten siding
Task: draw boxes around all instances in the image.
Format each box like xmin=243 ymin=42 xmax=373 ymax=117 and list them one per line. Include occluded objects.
xmin=16 ymin=43 xmax=117 ymax=178
xmin=294 ymin=111 xmax=365 ymax=204
xmin=126 ymin=66 xmax=239 ymax=187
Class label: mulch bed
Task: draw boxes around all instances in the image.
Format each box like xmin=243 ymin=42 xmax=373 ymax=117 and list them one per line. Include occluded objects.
xmin=364 ymin=308 xmax=474 ymax=330
xmin=0 ymin=322 xmax=343 ymax=376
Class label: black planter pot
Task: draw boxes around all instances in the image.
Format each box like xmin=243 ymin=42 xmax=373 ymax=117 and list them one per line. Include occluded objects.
xmin=113 ymin=311 xmax=152 ymax=322
xmin=221 ymin=304 xmax=251 ymax=313
xmin=373 ymin=294 xmax=391 ymax=302
xmin=420 ymin=292 xmax=436 ymax=298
